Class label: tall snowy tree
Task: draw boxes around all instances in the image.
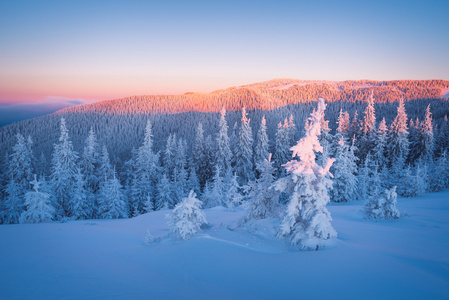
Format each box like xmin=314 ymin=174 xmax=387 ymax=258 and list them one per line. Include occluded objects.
xmin=155 ymin=173 xmax=174 ymax=210
xmin=20 ymin=176 xmax=54 ymax=224
xmin=225 ymin=172 xmax=243 ymax=211
xmin=99 ymin=169 xmax=128 ymax=219
xmin=429 ymin=150 xmax=448 ymax=192
xmin=130 ymin=120 xmax=160 ymax=215
xmin=187 ymin=166 xmax=201 ymax=196
xmin=215 ymin=107 xmax=232 ymax=174
xmin=192 ymin=123 xmax=208 ymax=186
xmin=99 ymin=145 xmax=114 ymax=183
xmin=254 ymin=116 xmax=269 ymax=170
xmin=243 ymin=154 xmax=281 ymax=222
xmin=276 ymin=99 xmax=337 ymax=250
xmin=330 ymin=137 xmax=358 ymax=202
xmin=235 ymin=107 xmax=254 ymax=183
xmin=72 ymin=169 xmax=90 ymax=220
xmin=163 ymin=134 xmax=176 ymax=179
xmin=336 ymin=109 xmax=350 ymax=142
xmin=416 ymin=105 xmax=434 ymax=163
xmin=273 ymin=121 xmax=290 ymax=176
xmin=359 ymin=91 xmax=377 ymax=160
xmin=388 ymin=99 xmax=409 ymax=166
xmin=167 ymin=190 xmax=207 ymax=240
xmin=79 ymin=128 xmax=100 ymax=196
xmin=50 ymin=118 xmax=79 ymax=219
xmin=435 ymin=115 xmax=449 ymax=154
xmin=205 ymin=166 xmax=225 ymax=208
xmin=372 ymin=117 xmax=388 ymax=170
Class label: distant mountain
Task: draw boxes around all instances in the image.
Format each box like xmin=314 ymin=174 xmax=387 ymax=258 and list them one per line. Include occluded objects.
xmin=58 ymin=79 xmax=449 ymax=116
xmin=1 ymin=79 xmax=448 ymax=171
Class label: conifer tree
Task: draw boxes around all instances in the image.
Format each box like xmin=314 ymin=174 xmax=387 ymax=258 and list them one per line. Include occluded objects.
xmin=167 ymin=190 xmax=207 ymax=240
xmin=205 ymin=166 xmax=225 ymax=208
xmin=243 ymin=154 xmax=281 ymax=222
xmin=429 ymin=150 xmax=448 ymax=192
xmin=50 ymin=118 xmax=78 ymax=219
xmin=388 ymin=99 xmax=409 ymax=166
xmin=364 ymin=186 xmax=400 ymax=220
xmin=192 ymin=123 xmax=208 ymax=186
xmin=372 ymin=117 xmax=388 ymax=170
xmin=163 ymin=134 xmax=176 ymax=178
xmin=99 ymin=170 xmax=127 ymax=219
xmin=235 ymin=107 xmax=254 ymax=183
xmin=331 ymin=137 xmax=358 ymax=202
xmin=225 ymin=172 xmax=243 ymax=211
xmin=215 ymin=107 xmax=232 ymax=174
xmin=273 ymin=121 xmax=290 ymax=176
xmin=80 ymin=128 xmax=100 ymax=196
xmin=99 ymin=145 xmax=114 ymax=183
xmin=187 ymin=166 xmax=201 ymax=195
xmin=155 ymin=173 xmax=174 ymax=210
xmin=436 ymin=115 xmax=448 ymax=154
xmin=20 ymin=176 xmax=54 ymax=223
xmin=276 ymin=99 xmax=337 ymax=250
xmin=336 ymin=109 xmax=350 ymax=141
xmin=419 ymin=105 xmax=434 ymax=163
xmin=254 ymin=116 xmax=269 ymax=170
xmin=72 ymin=169 xmax=90 ymax=220
xmin=131 ymin=120 xmax=160 ymax=214
xmin=359 ymin=91 xmax=377 ymax=160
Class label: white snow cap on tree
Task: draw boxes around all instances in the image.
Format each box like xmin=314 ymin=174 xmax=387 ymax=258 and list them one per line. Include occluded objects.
xmin=167 ymin=190 xmax=208 ymax=240
xmin=277 ymin=98 xmax=337 ymax=250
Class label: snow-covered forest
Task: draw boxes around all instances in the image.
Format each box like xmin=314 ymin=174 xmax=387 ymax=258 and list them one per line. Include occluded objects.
xmin=1 ymin=93 xmax=448 ymax=234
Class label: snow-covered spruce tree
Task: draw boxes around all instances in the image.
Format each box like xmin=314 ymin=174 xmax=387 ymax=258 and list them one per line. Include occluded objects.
xmin=99 ymin=169 xmax=127 ymax=219
xmin=206 ymin=165 xmax=226 ymax=208
xmin=155 ymin=173 xmax=174 ymax=210
xmin=225 ymin=172 xmax=243 ymax=211
xmin=435 ymin=115 xmax=448 ymax=154
xmin=429 ymin=150 xmax=448 ymax=191
xmin=130 ymin=120 xmax=160 ymax=215
xmin=2 ymin=133 xmax=35 ymax=224
xmin=163 ymin=133 xmax=176 ymax=179
xmin=372 ymin=117 xmax=388 ymax=171
xmin=330 ymin=137 xmax=358 ymax=202
xmin=398 ymin=164 xmax=427 ymax=197
xmin=50 ymin=117 xmax=79 ymax=219
xmin=359 ymin=91 xmax=377 ymax=160
xmin=418 ymin=105 xmax=434 ymax=164
xmin=215 ymin=107 xmax=232 ymax=174
xmin=358 ymin=153 xmax=382 ymax=202
xmin=79 ymin=128 xmax=100 ymax=196
xmin=99 ymin=145 xmax=114 ymax=184
xmin=364 ymin=186 xmax=400 ymax=220
xmin=192 ymin=123 xmax=208 ymax=187
xmin=276 ymin=98 xmax=337 ymax=250
xmin=187 ymin=166 xmax=201 ymax=195
xmin=317 ymin=111 xmax=333 ymax=167
xmin=20 ymin=176 xmax=54 ymax=223
xmin=243 ymin=154 xmax=281 ymax=222
xmin=387 ymin=99 xmax=409 ymax=167
xmin=254 ymin=116 xmax=270 ymax=171
xmin=72 ymin=169 xmax=90 ymax=220
xmin=335 ymin=109 xmax=350 ymax=142
xmin=167 ymin=190 xmax=208 ymax=240
xmin=273 ymin=120 xmax=291 ymax=177
xmin=235 ymin=107 xmax=254 ymax=184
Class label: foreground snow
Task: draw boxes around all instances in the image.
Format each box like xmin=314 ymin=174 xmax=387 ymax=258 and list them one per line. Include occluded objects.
xmin=1 ymin=191 xmax=449 ymax=300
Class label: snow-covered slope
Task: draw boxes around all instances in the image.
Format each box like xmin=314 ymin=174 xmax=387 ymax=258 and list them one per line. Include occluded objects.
xmin=1 ymin=191 xmax=449 ymax=299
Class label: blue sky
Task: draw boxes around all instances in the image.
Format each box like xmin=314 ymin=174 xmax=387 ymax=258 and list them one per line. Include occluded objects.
xmin=0 ymin=0 xmax=448 ymax=107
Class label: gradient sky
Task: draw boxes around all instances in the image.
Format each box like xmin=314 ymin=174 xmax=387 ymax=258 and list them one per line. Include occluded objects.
xmin=1 ymin=0 xmax=448 ymax=104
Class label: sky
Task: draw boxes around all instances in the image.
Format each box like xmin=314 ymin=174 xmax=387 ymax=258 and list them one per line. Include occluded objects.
xmin=0 ymin=0 xmax=448 ymax=109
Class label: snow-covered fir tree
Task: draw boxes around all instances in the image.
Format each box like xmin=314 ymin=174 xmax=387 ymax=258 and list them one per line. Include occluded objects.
xmin=20 ymin=175 xmax=54 ymax=223
xmin=130 ymin=120 xmax=160 ymax=215
xmin=205 ymin=165 xmax=225 ymax=208
xmin=436 ymin=115 xmax=448 ymax=154
xmin=225 ymin=172 xmax=243 ymax=211
xmin=358 ymin=153 xmax=382 ymax=202
xmin=243 ymin=154 xmax=281 ymax=222
xmin=50 ymin=117 xmax=79 ymax=219
xmin=388 ymin=99 xmax=409 ymax=166
xmin=330 ymin=137 xmax=358 ymax=202
xmin=2 ymin=133 xmax=35 ymax=224
xmin=254 ymin=116 xmax=270 ymax=166
xmin=364 ymin=186 xmax=400 ymax=220
xmin=418 ymin=105 xmax=434 ymax=163
xmin=359 ymin=91 xmax=377 ymax=161
xmin=192 ymin=123 xmax=208 ymax=187
xmin=215 ymin=107 xmax=232 ymax=174
xmin=79 ymin=128 xmax=100 ymax=196
xmin=187 ymin=166 xmax=201 ymax=195
xmin=99 ymin=169 xmax=128 ymax=219
xmin=372 ymin=117 xmax=388 ymax=170
xmin=72 ymin=169 xmax=90 ymax=220
xmin=99 ymin=145 xmax=114 ymax=184
xmin=163 ymin=133 xmax=176 ymax=178
xmin=336 ymin=109 xmax=350 ymax=142
xmin=155 ymin=173 xmax=174 ymax=210
xmin=429 ymin=150 xmax=448 ymax=192
xmin=276 ymin=99 xmax=337 ymax=250
xmin=235 ymin=107 xmax=254 ymax=183
xmin=398 ymin=164 xmax=427 ymax=197
xmin=273 ymin=120 xmax=291 ymax=177
xmin=167 ymin=190 xmax=208 ymax=240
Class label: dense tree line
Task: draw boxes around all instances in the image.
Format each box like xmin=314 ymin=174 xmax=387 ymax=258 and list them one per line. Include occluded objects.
xmin=0 ymin=94 xmax=448 ymax=234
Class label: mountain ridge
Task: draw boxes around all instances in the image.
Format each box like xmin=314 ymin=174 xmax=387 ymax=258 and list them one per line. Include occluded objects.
xmin=57 ymin=79 xmax=449 ymax=116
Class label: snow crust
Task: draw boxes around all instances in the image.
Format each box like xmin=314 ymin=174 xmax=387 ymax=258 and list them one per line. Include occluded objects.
xmin=1 ymin=191 xmax=449 ymax=299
